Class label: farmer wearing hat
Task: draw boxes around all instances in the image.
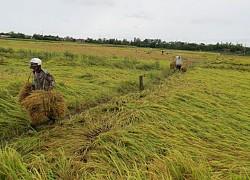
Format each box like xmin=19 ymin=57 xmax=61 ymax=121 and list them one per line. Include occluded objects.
xmin=175 ymin=56 xmax=182 ymax=71
xmin=28 ymin=58 xmax=58 ymax=126
xmin=29 ymin=58 xmax=55 ymax=91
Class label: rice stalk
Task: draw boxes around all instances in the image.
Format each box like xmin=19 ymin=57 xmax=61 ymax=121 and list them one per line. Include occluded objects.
xmin=21 ymin=91 xmax=67 ymax=125
xmin=18 ymin=82 xmax=33 ymax=103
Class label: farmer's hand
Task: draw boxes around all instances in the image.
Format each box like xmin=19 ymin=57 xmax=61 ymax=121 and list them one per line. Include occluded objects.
xmin=49 ymin=84 xmax=53 ymax=91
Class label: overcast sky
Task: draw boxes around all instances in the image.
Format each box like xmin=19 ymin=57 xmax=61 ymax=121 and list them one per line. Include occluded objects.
xmin=1 ymin=0 xmax=250 ymax=46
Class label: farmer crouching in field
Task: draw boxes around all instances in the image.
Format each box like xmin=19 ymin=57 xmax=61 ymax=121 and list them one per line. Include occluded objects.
xmin=175 ymin=56 xmax=182 ymax=71
xmin=29 ymin=58 xmax=55 ymax=91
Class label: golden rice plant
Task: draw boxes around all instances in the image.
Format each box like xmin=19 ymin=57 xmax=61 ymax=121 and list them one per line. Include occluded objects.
xmin=18 ymin=82 xmax=33 ymax=102
xmin=21 ymin=90 xmax=67 ymax=125
xmin=181 ymin=60 xmax=188 ymax=72
xmin=0 ymin=146 xmax=31 ymax=179
xmin=170 ymin=61 xmax=176 ymax=69
xmin=181 ymin=64 xmax=188 ymax=72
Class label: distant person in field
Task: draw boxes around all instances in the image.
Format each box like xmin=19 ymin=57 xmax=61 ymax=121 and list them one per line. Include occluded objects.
xmin=161 ymin=50 xmax=164 ymax=55
xmin=29 ymin=58 xmax=55 ymax=91
xmin=148 ymin=48 xmax=152 ymax=54
xmin=175 ymin=56 xmax=182 ymax=71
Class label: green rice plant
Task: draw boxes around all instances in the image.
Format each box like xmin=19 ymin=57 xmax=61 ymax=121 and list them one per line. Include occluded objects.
xmin=117 ymin=81 xmax=138 ymax=95
xmin=63 ymin=51 xmax=77 ymax=59
xmin=0 ymin=145 xmax=80 ymax=179
xmin=0 ymin=89 xmax=29 ymax=140
xmin=0 ymin=56 xmax=7 ymax=65
xmin=81 ymin=55 xmax=111 ymax=67
xmin=0 ymin=146 xmax=37 ymax=180
xmin=49 ymin=149 xmax=76 ymax=179
xmin=136 ymin=61 xmax=161 ymax=71
xmin=0 ymin=46 xmax=14 ymax=53
xmin=114 ymin=57 xmax=139 ymax=69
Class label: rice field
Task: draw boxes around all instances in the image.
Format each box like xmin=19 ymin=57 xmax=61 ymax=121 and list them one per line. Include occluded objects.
xmin=0 ymin=38 xmax=249 ymax=179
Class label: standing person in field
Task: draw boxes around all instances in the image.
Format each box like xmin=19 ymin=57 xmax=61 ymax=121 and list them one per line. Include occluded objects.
xmin=175 ymin=56 xmax=182 ymax=71
xmin=29 ymin=58 xmax=55 ymax=91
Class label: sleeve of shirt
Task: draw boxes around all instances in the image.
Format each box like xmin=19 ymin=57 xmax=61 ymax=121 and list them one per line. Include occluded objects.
xmin=48 ymin=73 xmax=55 ymax=87
xmin=44 ymin=71 xmax=55 ymax=87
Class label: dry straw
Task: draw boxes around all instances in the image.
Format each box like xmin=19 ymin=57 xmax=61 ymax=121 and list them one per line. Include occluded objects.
xmin=181 ymin=65 xmax=188 ymax=72
xmin=181 ymin=60 xmax=188 ymax=72
xmin=18 ymin=82 xmax=33 ymax=102
xmin=170 ymin=61 xmax=176 ymax=69
xmin=21 ymin=90 xmax=67 ymax=125
xmin=18 ymin=72 xmax=33 ymax=102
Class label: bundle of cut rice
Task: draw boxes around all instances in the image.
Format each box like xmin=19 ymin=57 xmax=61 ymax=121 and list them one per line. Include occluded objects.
xmin=181 ymin=63 xmax=188 ymax=72
xmin=18 ymin=82 xmax=33 ymax=102
xmin=21 ymin=90 xmax=67 ymax=125
xmin=170 ymin=61 xmax=176 ymax=69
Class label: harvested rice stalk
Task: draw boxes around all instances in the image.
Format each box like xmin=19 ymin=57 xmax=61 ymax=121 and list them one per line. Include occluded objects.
xmin=21 ymin=90 xmax=67 ymax=125
xmin=170 ymin=61 xmax=176 ymax=69
xmin=181 ymin=60 xmax=188 ymax=72
xmin=181 ymin=65 xmax=187 ymax=72
xmin=18 ymin=82 xmax=33 ymax=102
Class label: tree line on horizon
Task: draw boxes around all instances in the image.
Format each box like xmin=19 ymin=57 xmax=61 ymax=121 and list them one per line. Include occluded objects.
xmin=1 ymin=31 xmax=249 ymax=54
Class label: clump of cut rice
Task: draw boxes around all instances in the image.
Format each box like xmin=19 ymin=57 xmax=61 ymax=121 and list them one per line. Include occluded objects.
xmin=18 ymin=82 xmax=33 ymax=102
xmin=21 ymin=90 xmax=67 ymax=125
xmin=181 ymin=63 xmax=188 ymax=72
xmin=170 ymin=61 xmax=176 ymax=69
